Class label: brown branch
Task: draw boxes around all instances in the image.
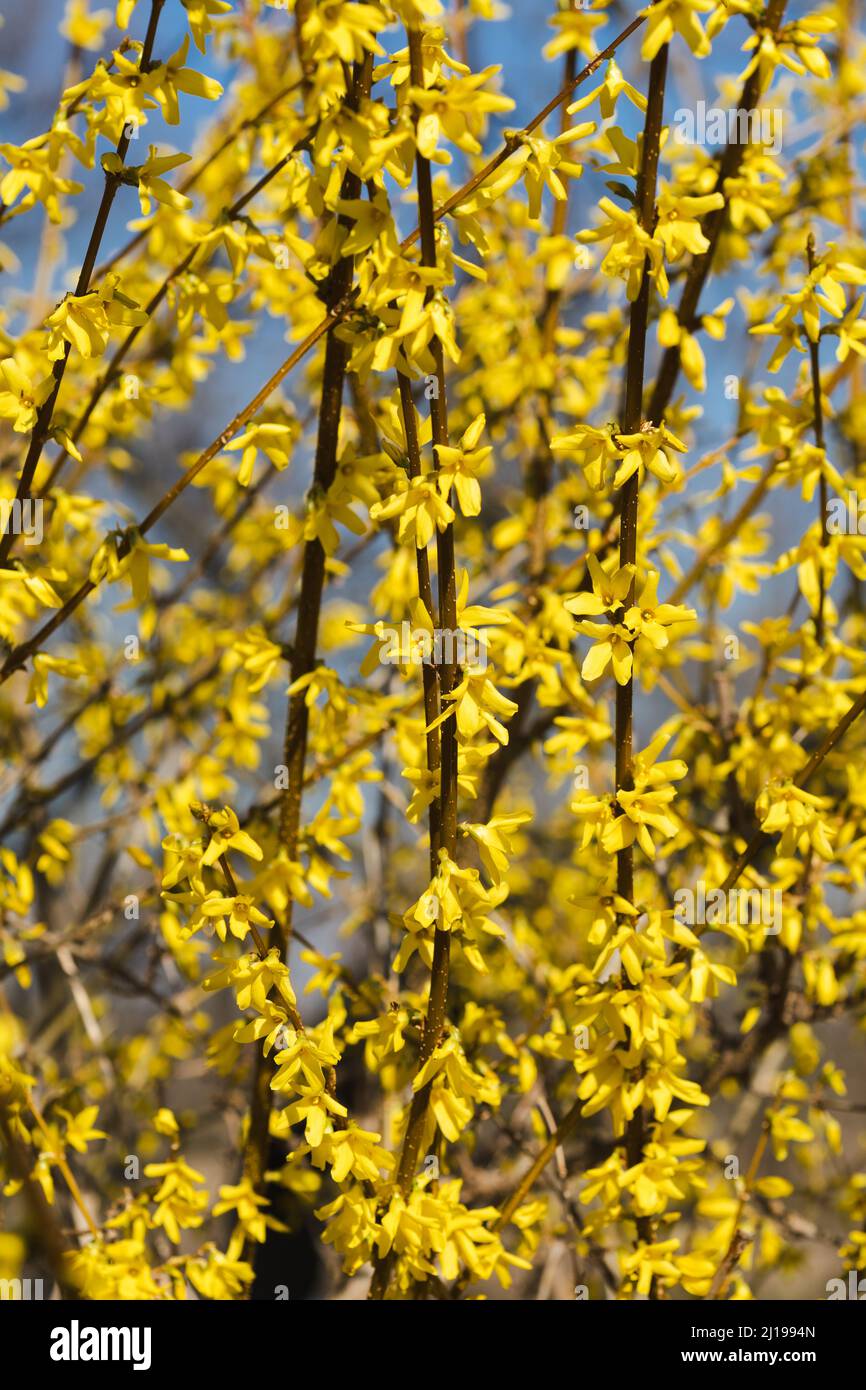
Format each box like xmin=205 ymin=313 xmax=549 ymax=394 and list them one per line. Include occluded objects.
xmin=396 ymin=369 xmax=442 ymax=862
xmin=646 ymin=0 xmax=789 ymax=423
xmin=368 ymin=20 xmax=460 ymax=1300
xmin=243 ymin=53 xmax=373 ymax=1236
xmin=494 ymin=1097 xmax=584 ymax=1232
xmin=615 ymin=42 xmax=669 ymax=1262
xmin=709 ymin=1119 xmax=769 ymax=1299
xmin=806 ymin=232 xmax=829 ymax=650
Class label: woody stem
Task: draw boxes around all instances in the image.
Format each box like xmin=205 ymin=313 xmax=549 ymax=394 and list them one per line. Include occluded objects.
xmin=369 ymin=21 xmax=459 ymax=1300
xmin=243 ymin=52 xmax=372 ymax=1258
xmin=616 ymin=38 xmax=668 ymax=1259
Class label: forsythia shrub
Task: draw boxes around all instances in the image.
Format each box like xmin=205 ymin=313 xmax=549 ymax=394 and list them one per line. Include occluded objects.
xmin=0 ymin=0 xmax=865 ymax=1303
